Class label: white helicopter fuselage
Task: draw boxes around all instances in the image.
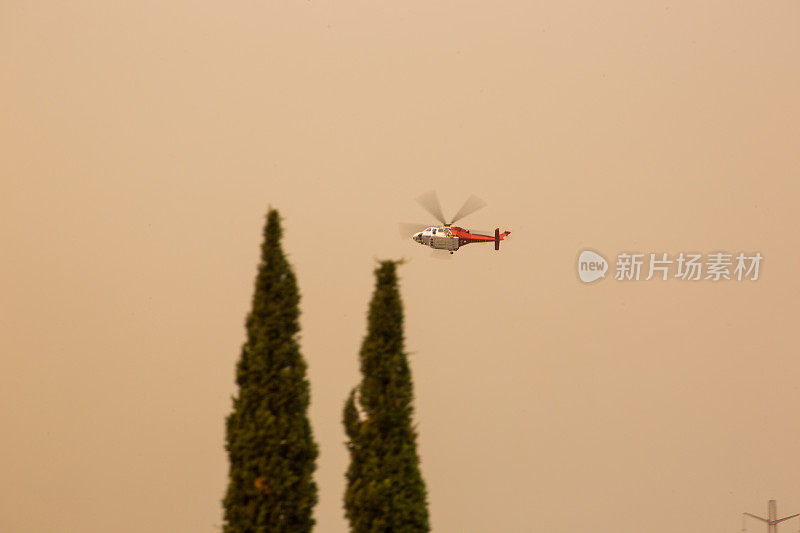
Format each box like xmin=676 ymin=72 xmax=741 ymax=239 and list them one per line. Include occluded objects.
xmin=413 ymin=227 xmax=459 ymax=252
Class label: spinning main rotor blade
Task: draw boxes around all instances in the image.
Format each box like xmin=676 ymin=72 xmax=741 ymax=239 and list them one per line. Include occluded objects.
xmin=449 ymin=194 xmax=487 ymax=225
xmin=398 ymin=222 xmax=430 ymax=238
xmin=416 ymin=190 xmax=447 ymax=225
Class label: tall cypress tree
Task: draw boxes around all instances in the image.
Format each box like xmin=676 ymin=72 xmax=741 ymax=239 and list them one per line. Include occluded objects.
xmin=223 ymin=209 xmax=318 ymax=533
xmin=343 ymin=261 xmax=430 ymax=533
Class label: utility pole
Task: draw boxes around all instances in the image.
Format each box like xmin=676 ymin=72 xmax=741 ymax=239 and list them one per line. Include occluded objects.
xmin=744 ymin=500 xmax=800 ymax=533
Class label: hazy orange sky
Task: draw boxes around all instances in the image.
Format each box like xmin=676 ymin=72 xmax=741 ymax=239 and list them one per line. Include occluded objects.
xmin=2 ymin=1 xmax=799 ymax=532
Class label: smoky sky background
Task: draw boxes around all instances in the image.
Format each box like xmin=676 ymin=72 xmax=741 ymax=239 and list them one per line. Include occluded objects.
xmin=2 ymin=1 xmax=799 ymax=532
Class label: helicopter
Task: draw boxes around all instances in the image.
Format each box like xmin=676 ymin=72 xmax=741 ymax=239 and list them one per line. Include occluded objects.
xmin=399 ymin=191 xmax=511 ymax=255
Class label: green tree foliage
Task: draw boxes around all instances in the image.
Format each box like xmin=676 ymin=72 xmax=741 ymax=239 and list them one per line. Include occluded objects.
xmin=223 ymin=209 xmax=318 ymax=533
xmin=343 ymin=261 xmax=430 ymax=533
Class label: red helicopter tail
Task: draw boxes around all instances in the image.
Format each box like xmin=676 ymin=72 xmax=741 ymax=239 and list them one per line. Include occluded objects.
xmin=494 ymin=228 xmax=512 ymax=250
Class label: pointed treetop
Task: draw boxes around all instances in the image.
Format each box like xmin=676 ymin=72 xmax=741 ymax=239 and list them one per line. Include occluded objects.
xmin=374 ymin=259 xmax=403 ymax=283
xmin=263 ymin=207 xmax=283 ymax=250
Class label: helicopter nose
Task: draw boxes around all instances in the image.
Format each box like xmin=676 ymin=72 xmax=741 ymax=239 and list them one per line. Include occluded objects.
xmin=413 ymin=232 xmax=421 ymax=243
